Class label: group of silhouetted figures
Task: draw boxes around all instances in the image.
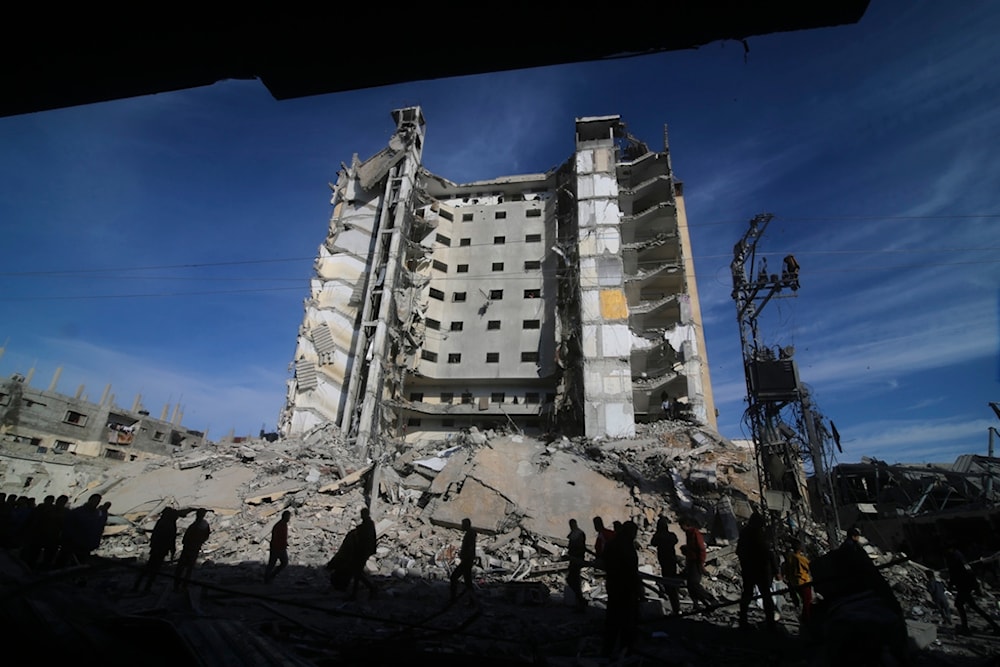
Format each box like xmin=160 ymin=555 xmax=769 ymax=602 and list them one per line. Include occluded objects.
xmin=7 ymin=491 xmax=998 ymax=662
xmin=564 ymin=511 xmax=1000 ymax=660
xmin=0 ymin=491 xmax=111 ymax=570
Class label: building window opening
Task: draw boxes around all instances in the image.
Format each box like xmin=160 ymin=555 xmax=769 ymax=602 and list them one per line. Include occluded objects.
xmin=487 ymin=321 xmax=501 ymax=330
xmin=448 ymin=353 xmax=462 ymax=363
xmin=454 ymin=292 xmax=467 ymax=302
xmin=491 ymin=392 xmax=505 ymax=403
xmin=489 ymin=289 xmax=503 ymax=300
xmin=492 ymin=262 xmax=504 ymax=271
xmin=421 ymin=350 xmax=439 ymax=362
xmin=486 ymin=352 xmax=500 ymax=363
xmin=524 ymin=288 xmax=541 ymax=299
xmin=450 ymin=321 xmax=464 ymax=331
xmin=493 ymin=235 xmax=506 ymax=244
xmin=64 ymin=410 xmax=88 ymax=426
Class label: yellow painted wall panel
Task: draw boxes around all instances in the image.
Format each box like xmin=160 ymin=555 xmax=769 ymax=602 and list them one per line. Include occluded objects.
xmin=599 ymin=289 xmax=628 ymax=320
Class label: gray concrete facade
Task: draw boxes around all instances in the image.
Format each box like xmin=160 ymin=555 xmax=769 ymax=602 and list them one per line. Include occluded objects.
xmin=0 ymin=373 xmax=205 ymax=463
xmin=280 ymin=108 xmax=716 ymax=448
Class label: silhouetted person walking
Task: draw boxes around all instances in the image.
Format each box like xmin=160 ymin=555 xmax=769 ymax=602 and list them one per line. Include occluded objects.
xmin=450 ymin=518 xmax=476 ymax=604
xmin=650 ymin=516 xmax=681 ymax=615
xmin=603 ymin=520 xmax=640 ymax=657
xmin=264 ymin=511 xmax=291 ymax=583
xmin=946 ymin=545 xmax=1000 ymax=635
xmin=135 ymin=507 xmax=178 ymax=592
xmin=566 ymin=518 xmax=587 ymax=611
xmin=175 ymin=508 xmax=210 ymax=591
xmin=737 ymin=512 xmax=778 ymax=630
xmin=348 ymin=508 xmax=377 ymax=599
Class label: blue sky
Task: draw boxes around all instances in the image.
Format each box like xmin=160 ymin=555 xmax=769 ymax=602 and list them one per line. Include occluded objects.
xmin=1 ymin=1 xmax=997 ymax=464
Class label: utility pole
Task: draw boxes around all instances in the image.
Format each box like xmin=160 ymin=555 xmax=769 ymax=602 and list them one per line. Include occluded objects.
xmin=731 ymin=214 xmax=840 ymax=546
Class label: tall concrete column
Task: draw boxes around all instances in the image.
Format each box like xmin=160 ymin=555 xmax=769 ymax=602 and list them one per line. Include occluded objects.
xmin=575 ymin=117 xmax=636 ymax=438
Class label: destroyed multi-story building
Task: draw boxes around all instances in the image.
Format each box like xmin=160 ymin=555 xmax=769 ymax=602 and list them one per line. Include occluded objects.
xmin=0 ymin=370 xmax=205 ymax=466
xmin=280 ymin=108 xmax=717 ymax=447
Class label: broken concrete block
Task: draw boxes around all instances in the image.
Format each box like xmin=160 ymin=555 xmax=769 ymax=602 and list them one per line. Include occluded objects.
xmin=905 ymin=619 xmax=937 ymax=650
xmin=318 ymin=464 xmax=372 ymax=494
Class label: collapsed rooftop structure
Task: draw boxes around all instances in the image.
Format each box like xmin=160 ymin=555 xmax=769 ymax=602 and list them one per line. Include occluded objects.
xmin=280 ymin=108 xmax=717 ymax=449
xmin=831 ymin=454 xmax=1000 ymax=565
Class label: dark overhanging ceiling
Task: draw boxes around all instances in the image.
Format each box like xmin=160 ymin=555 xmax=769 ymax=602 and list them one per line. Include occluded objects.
xmin=4 ymin=2 xmax=870 ymax=119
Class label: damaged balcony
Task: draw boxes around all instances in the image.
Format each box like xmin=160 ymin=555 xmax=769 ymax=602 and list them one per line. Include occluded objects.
xmin=627 ymin=294 xmax=681 ymax=330
xmin=622 ymin=237 xmax=680 ymax=275
xmin=619 ymin=173 xmax=673 ymax=216
xmin=631 ymin=373 xmax=684 ymax=418
xmin=617 ymin=151 xmax=669 ymax=188
xmin=625 ymin=260 xmax=684 ymax=330
xmin=620 ymin=202 xmax=677 ymax=243
xmin=630 ymin=337 xmax=680 ymax=379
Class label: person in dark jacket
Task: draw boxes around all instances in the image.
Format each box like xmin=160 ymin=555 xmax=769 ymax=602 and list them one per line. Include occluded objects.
xmin=134 ymin=507 xmax=178 ymax=592
xmin=348 ymin=507 xmax=377 ymax=599
xmin=450 ymin=518 xmax=477 ymax=603
xmin=174 ymin=508 xmax=210 ymax=591
xmin=566 ymin=518 xmax=588 ymax=611
xmin=603 ymin=520 xmax=641 ymax=657
xmin=650 ymin=516 xmax=681 ymax=615
xmin=946 ymin=545 xmax=1000 ymax=635
xmin=264 ymin=511 xmax=292 ymax=583
xmin=737 ymin=512 xmax=779 ymax=630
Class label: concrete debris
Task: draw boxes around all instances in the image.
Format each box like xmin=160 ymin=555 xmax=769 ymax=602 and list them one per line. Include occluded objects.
xmin=3 ymin=418 xmax=998 ymax=665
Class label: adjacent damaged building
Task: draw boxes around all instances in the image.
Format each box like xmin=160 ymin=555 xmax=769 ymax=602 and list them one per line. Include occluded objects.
xmin=280 ymin=108 xmax=716 ymax=447
xmin=0 ymin=370 xmax=205 ymax=465
xmin=829 ymin=455 xmax=1000 ymax=561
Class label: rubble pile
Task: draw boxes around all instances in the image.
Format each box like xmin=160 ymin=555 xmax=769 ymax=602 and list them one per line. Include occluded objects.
xmin=6 ymin=419 xmax=1000 ymax=664
xmin=89 ymin=421 xmax=765 ymax=601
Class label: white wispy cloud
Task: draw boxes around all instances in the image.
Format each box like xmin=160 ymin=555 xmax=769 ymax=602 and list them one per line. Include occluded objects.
xmin=840 ymin=417 xmax=996 ymax=463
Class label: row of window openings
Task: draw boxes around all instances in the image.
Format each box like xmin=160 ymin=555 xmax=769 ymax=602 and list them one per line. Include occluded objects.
xmin=428 ymin=288 xmax=541 ymax=301
xmin=426 ymin=319 xmax=540 ymax=332
xmin=408 ymin=418 xmax=543 ymax=428
xmin=420 ymin=351 xmax=540 ymax=363
xmin=408 ymin=392 xmax=553 ymax=404
xmin=434 ymin=233 xmax=542 ymax=247
xmin=437 ymin=209 xmax=543 ymax=223
xmin=433 ymin=259 xmax=541 ymax=273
